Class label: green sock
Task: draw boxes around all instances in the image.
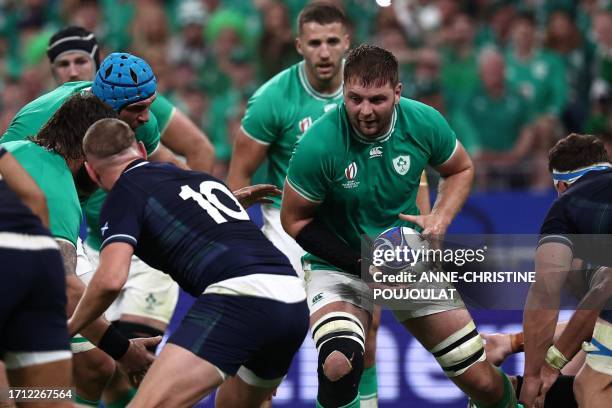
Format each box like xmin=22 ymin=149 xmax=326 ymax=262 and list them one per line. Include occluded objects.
xmin=316 ymin=394 xmax=360 ymax=408
xmin=473 ymin=368 xmax=518 ymax=408
xmin=105 ymin=388 xmax=137 ymax=408
xmin=75 ymin=394 xmax=100 ymax=407
xmin=359 ymin=364 xmax=378 ymax=406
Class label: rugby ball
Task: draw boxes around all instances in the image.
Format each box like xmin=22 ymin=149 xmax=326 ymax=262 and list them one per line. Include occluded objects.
xmin=371 ymin=226 xmax=429 ymax=274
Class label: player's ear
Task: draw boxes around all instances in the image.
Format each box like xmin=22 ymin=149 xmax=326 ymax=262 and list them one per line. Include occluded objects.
xmin=295 ymin=36 xmax=303 ymax=56
xmin=394 ymin=82 xmax=402 ymax=104
xmin=555 ymin=181 xmax=568 ymax=195
xmin=84 ymin=161 xmax=101 ymax=187
xmin=137 ymin=141 xmax=147 ymax=159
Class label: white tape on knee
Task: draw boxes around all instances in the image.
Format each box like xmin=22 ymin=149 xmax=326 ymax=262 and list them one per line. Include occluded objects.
xmin=429 ymin=321 xmax=486 ymax=377
xmin=312 ymin=312 xmax=365 ymax=352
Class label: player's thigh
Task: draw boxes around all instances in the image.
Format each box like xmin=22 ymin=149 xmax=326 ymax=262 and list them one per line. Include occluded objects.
xmin=130 ymin=343 xmax=224 ymax=408
xmin=399 ymin=307 xmax=474 ymax=349
xmin=305 ymin=269 xmax=373 ymax=330
xmin=216 ymin=375 xmax=276 ymax=408
xmin=6 ymin=359 xmax=72 ymax=408
xmin=575 ymin=363 xmax=612 ymax=407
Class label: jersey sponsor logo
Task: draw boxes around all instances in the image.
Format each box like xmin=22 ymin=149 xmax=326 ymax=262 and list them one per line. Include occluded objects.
xmin=101 ymin=221 xmax=109 ymax=236
xmin=393 ymin=155 xmax=411 ymax=175
xmin=343 ymin=162 xmax=360 ymax=189
xmin=311 ymin=292 xmax=324 ymax=305
xmin=323 ymin=103 xmax=337 ymax=112
xmin=369 ymin=146 xmax=383 ymax=158
xmin=299 ymin=117 xmax=313 ymax=133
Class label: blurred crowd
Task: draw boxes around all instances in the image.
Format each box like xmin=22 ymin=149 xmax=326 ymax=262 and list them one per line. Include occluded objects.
xmin=1 ymin=0 xmax=612 ymax=190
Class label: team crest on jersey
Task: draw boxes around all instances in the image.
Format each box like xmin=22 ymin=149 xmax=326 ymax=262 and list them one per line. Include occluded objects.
xmin=392 ymin=155 xmax=411 ymax=175
xmin=299 ymin=117 xmax=313 ymax=133
xmin=369 ymin=146 xmax=383 ymax=158
xmin=342 ymin=162 xmax=360 ymax=189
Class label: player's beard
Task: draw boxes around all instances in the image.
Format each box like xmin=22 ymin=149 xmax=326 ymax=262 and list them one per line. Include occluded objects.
xmin=75 ymin=164 xmax=99 ymax=199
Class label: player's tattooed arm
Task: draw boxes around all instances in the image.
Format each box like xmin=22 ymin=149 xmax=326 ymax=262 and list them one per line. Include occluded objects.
xmin=57 ymin=239 xmax=77 ymax=276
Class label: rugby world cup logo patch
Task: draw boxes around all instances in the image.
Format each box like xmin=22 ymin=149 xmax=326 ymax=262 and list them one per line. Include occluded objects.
xmin=345 ymin=162 xmax=357 ymax=180
xmin=342 ymin=162 xmax=359 ymax=189
xmin=299 ymin=117 xmax=313 ymax=133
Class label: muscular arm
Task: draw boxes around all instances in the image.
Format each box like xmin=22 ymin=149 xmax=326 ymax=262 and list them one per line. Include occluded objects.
xmin=69 ymin=242 xmax=132 ymax=336
xmin=226 ymin=128 xmax=269 ymax=191
xmin=523 ymin=242 xmax=573 ymax=377
xmin=161 ymin=109 xmax=215 ymax=172
xmin=401 ymin=142 xmax=473 ymax=235
xmin=281 ymin=181 xmax=362 ymax=274
xmin=0 ymin=150 xmax=49 ymax=227
xmin=554 ymin=266 xmax=611 ymax=361
xmin=149 ymin=143 xmax=189 ymax=170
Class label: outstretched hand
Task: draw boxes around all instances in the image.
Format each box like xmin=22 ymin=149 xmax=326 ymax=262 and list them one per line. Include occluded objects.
xmin=398 ymin=213 xmax=451 ymax=236
xmin=233 ymin=184 xmax=282 ymax=208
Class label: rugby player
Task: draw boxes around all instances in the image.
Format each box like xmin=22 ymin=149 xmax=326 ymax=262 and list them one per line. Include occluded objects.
xmin=227 ymin=5 xmax=430 ymax=405
xmin=282 ymin=44 xmax=519 ymax=408
xmin=0 ymin=147 xmax=71 ymax=408
xmin=1 ymin=53 xmax=172 ymax=406
xmin=521 ymin=133 xmax=612 ymax=407
xmin=68 ymin=118 xmax=309 ymax=408
xmin=1 ymin=94 xmax=159 ymax=406
xmin=47 ymin=25 xmax=215 ymax=172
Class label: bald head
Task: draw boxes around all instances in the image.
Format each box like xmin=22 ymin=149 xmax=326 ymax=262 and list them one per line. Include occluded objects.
xmin=478 ymin=48 xmax=505 ymax=92
xmin=83 ymin=118 xmax=145 ymax=191
xmin=83 ymin=118 xmax=136 ymax=159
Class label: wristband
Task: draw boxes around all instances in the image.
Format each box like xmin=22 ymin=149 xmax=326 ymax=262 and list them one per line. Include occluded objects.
xmin=98 ymin=325 xmax=130 ymax=360
xmin=510 ymin=332 xmax=524 ymax=353
xmin=545 ymin=345 xmax=569 ymax=370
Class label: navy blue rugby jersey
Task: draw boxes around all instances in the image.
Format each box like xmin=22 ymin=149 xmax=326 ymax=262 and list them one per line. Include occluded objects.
xmin=99 ymin=160 xmax=295 ymax=296
xmin=0 ymin=147 xmax=49 ymax=236
xmin=539 ymin=168 xmax=612 ymax=322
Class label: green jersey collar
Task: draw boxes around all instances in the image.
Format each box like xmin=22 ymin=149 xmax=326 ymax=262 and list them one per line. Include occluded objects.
xmin=298 ymin=61 xmax=343 ymax=101
xmin=349 ymin=105 xmax=397 ymax=144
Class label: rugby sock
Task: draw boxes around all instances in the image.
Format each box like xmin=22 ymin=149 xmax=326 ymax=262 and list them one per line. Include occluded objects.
xmin=359 ymin=364 xmax=378 ymax=407
xmin=104 ymin=387 xmax=137 ymax=408
xmin=316 ymin=394 xmax=360 ymax=408
xmin=75 ymin=394 xmax=99 ymax=407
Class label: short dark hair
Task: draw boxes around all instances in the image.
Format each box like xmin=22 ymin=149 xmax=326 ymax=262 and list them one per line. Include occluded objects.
xmin=34 ymin=93 xmax=117 ymax=161
xmin=344 ymin=44 xmax=399 ymax=88
xmin=549 ymin=133 xmax=610 ymax=172
xmin=297 ymin=2 xmax=347 ymax=35
xmin=83 ymin=118 xmax=135 ymax=159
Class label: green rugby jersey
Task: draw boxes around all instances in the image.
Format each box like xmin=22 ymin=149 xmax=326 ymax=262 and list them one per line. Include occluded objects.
xmin=1 ymin=81 xmax=161 ymax=154
xmin=506 ymin=50 xmax=567 ymax=116
xmin=241 ymin=61 xmax=343 ymax=208
xmin=0 ymin=81 xmax=165 ymax=251
xmin=287 ymin=98 xmax=457 ymax=272
xmin=3 ymin=141 xmax=81 ymax=246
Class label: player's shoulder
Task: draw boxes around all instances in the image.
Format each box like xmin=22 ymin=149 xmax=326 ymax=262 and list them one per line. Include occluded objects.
xmin=398 ymin=97 xmax=441 ymax=118
xmin=252 ymin=63 xmax=300 ymax=100
xmin=295 ymin=103 xmax=344 ymax=151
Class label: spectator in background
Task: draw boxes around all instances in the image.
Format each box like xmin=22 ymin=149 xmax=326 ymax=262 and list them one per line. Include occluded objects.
xmin=591 ymin=9 xmax=612 ymax=100
xmin=208 ymin=48 xmax=257 ymax=178
xmin=169 ymin=0 xmax=210 ymax=73
xmin=544 ymin=9 xmax=593 ymax=132
xmin=258 ymin=1 xmax=299 ymax=80
xmin=455 ymin=48 xmax=535 ymax=189
xmin=506 ymin=12 xmax=566 ymax=188
xmin=441 ymin=13 xmax=479 ymax=112
xmin=475 ymin=2 xmax=517 ymax=49
xmin=404 ymin=48 xmax=446 ymax=114
xmin=130 ymin=2 xmax=169 ymax=59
